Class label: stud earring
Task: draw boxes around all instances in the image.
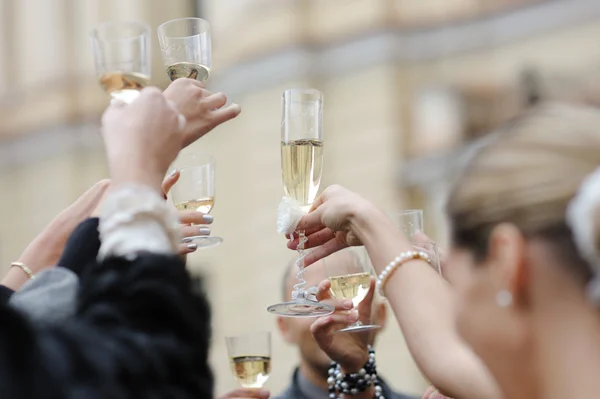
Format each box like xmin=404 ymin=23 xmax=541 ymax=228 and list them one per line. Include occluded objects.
xmin=496 ymin=290 xmax=513 ymax=307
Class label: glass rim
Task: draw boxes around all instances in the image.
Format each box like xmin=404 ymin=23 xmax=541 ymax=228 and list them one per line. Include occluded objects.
xmin=157 ymin=17 xmax=211 ymax=39
xmin=90 ymin=20 xmax=150 ymax=40
xmin=283 ymin=88 xmax=323 ymax=98
xmin=175 ymin=152 xmax=215 ymax=165
xmin=398 ymin=209 xmax=423 ymax=215
xmin=224 ymin=331 xmax=271 ymax=340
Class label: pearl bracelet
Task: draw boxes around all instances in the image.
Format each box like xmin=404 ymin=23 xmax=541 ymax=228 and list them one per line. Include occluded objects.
xmin=376 ymin=250 xmax=431 ymax=296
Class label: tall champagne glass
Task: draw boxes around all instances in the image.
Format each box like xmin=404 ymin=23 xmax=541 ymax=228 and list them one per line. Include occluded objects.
xmin=90 ymin=21 xmax=151 ymax=104
xmin=157 ymin=18 xmax=211 ymax=82
xmin=267 ymin=89 xmax=334 ymax=317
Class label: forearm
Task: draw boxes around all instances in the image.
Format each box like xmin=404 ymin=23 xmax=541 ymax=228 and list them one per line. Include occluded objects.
xmin=351 ymin=208 xmax=501 ymax=399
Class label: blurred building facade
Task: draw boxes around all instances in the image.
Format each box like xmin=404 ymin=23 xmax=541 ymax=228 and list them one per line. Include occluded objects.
xmin=2 ymin=0 xmax=600 ymax=396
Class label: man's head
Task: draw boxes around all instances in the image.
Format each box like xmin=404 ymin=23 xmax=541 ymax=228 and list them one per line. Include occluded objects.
xmin=276 ymin=250 xmax=388 ymax=375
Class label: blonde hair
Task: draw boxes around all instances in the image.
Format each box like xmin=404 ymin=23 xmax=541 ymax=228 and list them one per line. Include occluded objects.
xmin=447 ymin=103 xmax=600 ymax=281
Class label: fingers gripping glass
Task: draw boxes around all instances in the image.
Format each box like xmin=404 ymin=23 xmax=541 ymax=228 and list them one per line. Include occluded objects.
xmin=157 ymin=17 xmax=211 ymax=82
xmin=267 ymin=89 xmax=333 ymax=317
xmin=324 ymin=247 xmax=380 ymax=333
xmin=170 ymin=152 xmax=222 ymax=248
xmin=226 ymin=332 xmax=272 ymax=388
xmin=90 ymin=21 xmax=151 ymax=104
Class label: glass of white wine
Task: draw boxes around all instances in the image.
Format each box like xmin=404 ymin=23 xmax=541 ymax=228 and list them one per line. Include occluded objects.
xmin=157 ymin=17 xmax=211 ymax=82
xmin=267 ymin=88 xmax=333 ymax=317
xmin=324 ymin=246 xmax=380 ymax=333
xmin=169 ymin=152 xmax=222 ymax=248
xmin=90 ymin=21 xmax=151 ymax=104
xmin=226 ymin=332 xmax=272 ymax=389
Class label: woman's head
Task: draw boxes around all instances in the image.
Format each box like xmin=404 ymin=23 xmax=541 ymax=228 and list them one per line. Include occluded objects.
xmin=446 ymin=103 xmax=600 ymax=363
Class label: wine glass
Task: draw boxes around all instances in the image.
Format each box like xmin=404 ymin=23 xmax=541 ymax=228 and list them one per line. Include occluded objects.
xmin=399 ymin=209 xmax=443 ymax=276
xmin=169 ymin=152 xmax=222 ymax=248
xmin=324 ymin=246 xmax=380 ymax=333
xmin=267 ymin=89 xmax=333 ymax=317
xmin=157 ymin=17 xmax=211 ymax=82
xmin=226 ymin=332 xmax=272 ymax=388
xmin=398 ymin=209 xmax=424 ymax=241
xmin=90 ymin=21 xmax=151 ymax=104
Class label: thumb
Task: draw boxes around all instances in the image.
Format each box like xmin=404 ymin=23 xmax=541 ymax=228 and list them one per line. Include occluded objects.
xmin=162 ymin=169 xmax=180 ymax=196
xmin=358 ymin=277 xmax=376 ymax=316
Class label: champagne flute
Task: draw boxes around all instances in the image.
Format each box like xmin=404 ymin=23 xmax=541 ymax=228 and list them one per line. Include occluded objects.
xmin=170 ymin=152 xmax=222 ymax=248
xmin=90 ymin=21 xmax=151 ymax=104
xmin=157 ymin=17 xmax=211 ymax=82
xmin=399 ymin=209 xmax=443 ymax=276
xmin=267 ymin=88 xmax=334 ymax=317
xmin=324 ymin=247 xmax=380 ymax=333
xmin=226 ymin=332 xmax=272 ymax=388
xmin=398 ymin=209 xmax=424 ymax=241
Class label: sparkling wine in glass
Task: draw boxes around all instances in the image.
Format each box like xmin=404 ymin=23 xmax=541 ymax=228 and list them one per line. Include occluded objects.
xmin=157 ymin=17 xmax=211 ymax=82
xmin=325 ymin=247 xmax=380 ymax=333
xmin=226 ymin=332 xmax=271 ymax=388
xmin=267 ymin=88 xmax=333 ymax=317
xmin=90 ymin=21 xmax=151 ymax=104
xmin=170 ymin=152 xmax=222 ymax=248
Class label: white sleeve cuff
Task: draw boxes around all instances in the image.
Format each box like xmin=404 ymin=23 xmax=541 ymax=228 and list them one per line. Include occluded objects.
xmin=98 ymin=184 xmax=181 ymax=261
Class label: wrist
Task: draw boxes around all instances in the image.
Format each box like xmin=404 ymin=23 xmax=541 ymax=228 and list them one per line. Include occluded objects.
xmin=339 ymin=352 xmax=370 ymax=375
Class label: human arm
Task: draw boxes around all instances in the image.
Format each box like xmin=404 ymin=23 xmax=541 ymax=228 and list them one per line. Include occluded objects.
xmin=291 ymin=185 xmax=502 ymax=399
xmin=1 ymin=179 xmax=110 ymax=292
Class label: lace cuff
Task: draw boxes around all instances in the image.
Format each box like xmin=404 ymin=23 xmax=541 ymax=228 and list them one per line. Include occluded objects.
xmin=98 ymin=184 xmax=181 ymax=261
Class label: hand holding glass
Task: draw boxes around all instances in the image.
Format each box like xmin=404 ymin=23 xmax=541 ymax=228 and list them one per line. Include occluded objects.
xmin=267 ymin=89 xmax=333 ymax=317
xmin=226 ymin=332 xmax=271 ymax=388
xmin=90 ymin=21 xmax=151 ymax=104
xmin=157 ymin=17 xmax=211 ymax=82
xmin=324 ymin=247 xmax=380 ymax=333
xmin=169 ymin=153 xmax=222 ymax=248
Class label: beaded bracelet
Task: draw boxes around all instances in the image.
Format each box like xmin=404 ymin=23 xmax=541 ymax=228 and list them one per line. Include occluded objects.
xmin=327 ymin=345 xmax=384 ymax=398
xmin=376 ymin=250 xmax=431 ymax=296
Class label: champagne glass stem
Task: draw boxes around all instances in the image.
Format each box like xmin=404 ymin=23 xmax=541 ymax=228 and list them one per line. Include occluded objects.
xmin=291 ymin=230 xmax=308 ymax=298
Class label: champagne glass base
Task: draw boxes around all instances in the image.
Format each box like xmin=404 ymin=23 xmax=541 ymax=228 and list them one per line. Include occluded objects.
xmin=267 ymin=300 xmax=334 ymax=317
xmin=182 ymin=235 xmax=223 ymax=248
xmin=336 ymin=324 xmax=381 ymax=333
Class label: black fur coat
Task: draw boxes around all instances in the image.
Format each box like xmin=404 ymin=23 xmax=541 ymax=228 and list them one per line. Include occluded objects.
xmin=0 ymin=252 xmax=213 ymax=398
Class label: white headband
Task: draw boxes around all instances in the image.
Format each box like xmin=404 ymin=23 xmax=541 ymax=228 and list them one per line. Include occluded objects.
xmin=566 ymin=166 xmax=600 ymax=305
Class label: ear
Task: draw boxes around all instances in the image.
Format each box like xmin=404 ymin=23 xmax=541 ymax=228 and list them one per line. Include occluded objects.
xmin=277 ymin=316 xmax=297 ymax=344
xmin=487 ymin=223 xmax=528 ymax=307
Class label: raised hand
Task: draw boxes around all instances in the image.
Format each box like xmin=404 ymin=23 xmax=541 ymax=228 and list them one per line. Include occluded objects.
xmin=310 ymin=277 xmax=378 ymax=372
xmin=2 ymin=179 xmax=110 ymax=290
xmin=286 ymin=185 xmax=381 ymax=266
xmin=163 ymin=78 xmax=241 ymax=148
xmin=102 ymin=87 xmax=186 ymax=192
xmin=161 ymin=170 xmax=213 ymax=254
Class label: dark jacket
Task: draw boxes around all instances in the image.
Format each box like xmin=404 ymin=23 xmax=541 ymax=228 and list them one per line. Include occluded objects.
xmin=0 ymin=250 xmax=213 ymax=398
xmin=274 ymin=368 xmax=418 ymax=399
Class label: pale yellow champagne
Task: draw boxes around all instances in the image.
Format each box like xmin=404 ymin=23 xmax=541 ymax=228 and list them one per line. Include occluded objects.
xmin=281 ymin=139 xmax=323 ymax=211
xmin=98 ymin=71 xmax=149 ymax=103
xmin=175 ymin=197 xmax=214 ymax=214
xmin=166 ymin=62 xmax=211 ymax=82
xmin=230 ymin=355 xmax=271 ymax=388
xmin=329 ymin=272 xmax=371 ymax=307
